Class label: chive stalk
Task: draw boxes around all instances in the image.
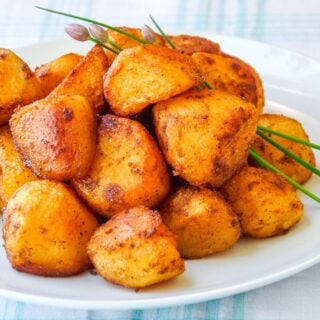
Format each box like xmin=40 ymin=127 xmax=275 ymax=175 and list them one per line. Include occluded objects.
xmin=149 ymin=14 xmax=176 ymax=48
xmin=257 ymin=125 xmax=320 ymax=150
xmin=35 ymin=6 xmax=148 ymax=44
xmin=257 ymin=130 xmax=320 ymax=176
xmin=249 ymin=148 xmax=320 ymax=203
xmin=89 ymin=37 xmax=120 ymax=54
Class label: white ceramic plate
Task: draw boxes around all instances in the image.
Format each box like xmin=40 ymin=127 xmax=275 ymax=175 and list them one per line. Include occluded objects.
xmin=1 ymin=36 xmax=320 ymax=310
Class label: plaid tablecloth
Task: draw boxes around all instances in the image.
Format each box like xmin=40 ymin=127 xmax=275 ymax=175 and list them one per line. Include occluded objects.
xmin=1 ymin=0 xmax=320 ymax=319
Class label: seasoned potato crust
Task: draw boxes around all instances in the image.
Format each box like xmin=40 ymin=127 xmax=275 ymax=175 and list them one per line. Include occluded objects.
xmin=221 ymin=166 xmax=303 ymax=238
xmin=0 ymin=126 xmax=38 ymax=208
xmin=72 ymin=114 xmax=171 ymax=218
xmin=87 ymin=206 xmax=185 ymax=289
xmin=252 ymin=114 xmax=316 ymax=184
xmin=10 ymin=94 xmax=97 ymax=181
xmin=167 ymin=34 xmax=220 ymax=55
xmin=160 ymin=186 xmax=241 ymax=259
xmin=104 ymin=44 xmax=204 ymax=116
xmin=0 ymin=48 xmax=44 ymax=126
xmin=153 ymin=89 xmax=258 ymax=187
xmin=35 ymin=53 xmax=82 ymax=96
xmin=192 ymin=52 xmax=264 ymax=113
xmin=104 ymin=27 xmax=164 ymax=63
xmin=3 ymin=180 xmax=99 ymax=276
xmin=50 ymin=45 xmax=109 ymax=114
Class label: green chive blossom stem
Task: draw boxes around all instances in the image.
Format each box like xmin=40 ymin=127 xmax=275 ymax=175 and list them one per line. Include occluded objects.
xmin=249 ymin=148 xmax=320 ymax=203
xmin=149 ymin=14 xmax=176 ymax=48
xmin=36 ymin=6 xmax=148 ymax=44
xmin=257 ymin=130 xmax=320 ymax=176
xmin=257 ymin=125 xmax=320 ymax=150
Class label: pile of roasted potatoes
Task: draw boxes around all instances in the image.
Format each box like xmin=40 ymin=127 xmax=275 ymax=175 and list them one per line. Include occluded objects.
xmin=0 ymin=28 xmax=315 ymax=289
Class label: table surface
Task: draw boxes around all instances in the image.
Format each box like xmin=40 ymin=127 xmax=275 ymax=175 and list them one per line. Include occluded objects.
xmin=1 ymin=0 xmax=320 ymax=319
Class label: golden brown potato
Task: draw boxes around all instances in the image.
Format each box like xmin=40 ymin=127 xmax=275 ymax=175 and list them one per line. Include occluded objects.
xmin=3 ymin=180 xmax=99 ymax=276
xmin=221 ymin=166 xmax=303 ymax=238
xmin=153 ymin=89 xmax=258 ymax=187
xmin=72 ymin=114 xmax=170 ymax=218
xmin=87 ymin=206 xmax=185 ymax=289
xmin=0 ymin=48 xmax=44 ymax=126
xmin=50 ymin=45 xmax=109 ymax=114
xmin=104 ymin=44 xmax=204 ymax=117
xmin=10 ymin=94 xmax=96 ymax=181
xmin=0 ymin=126 xmax=38 ymax=208
xmin=35 ymin=53 xmax=82 ymax=96
xmin=104 ymin=26 xmax=164 ymax=63
xmin=252 ymin=114 xmax=316 ymax=184
xmin=192 ymin=52 xmax=264 ymax=113
xmin=160 ymin=186 xmax=241 ymax=259
xmin=167 ymin=34 xmax=220 ymax=55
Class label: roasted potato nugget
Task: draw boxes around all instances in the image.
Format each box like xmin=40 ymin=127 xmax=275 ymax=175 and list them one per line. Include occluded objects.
xmin=160 ymin=186 xmax=241 ymax=259
xmin=104 ymin=27 xmax=164 ymax=63
xmin=72 ymin=114 xmax=170 ymax=218
xmin=221 ymin=166 xmax=303 ymax=238
xmin=0 ymin=126 xmax=37 ymax=208
xmin=10 ymin=94 xmax=96 ymax=181
xmin=153 ymin=89 xmax=258 ymax=187
xmin=0 ymin=48 xmax=44 ymax=126
xmin=35 ymin=53 xmax=82 ymax=96
xmin=88 ymin=206 xmax=185 ymax=289
xmin=167 ymin=34 xmax=220 ymax=55
xmin=192 ymin=52 xmax=264 ymax=113
xmin=252 ymin=114 xmax=316 ymax=184
xmin=50 ymin=45 xmax=109 ymax=113
xmin=3 ymin=180 xmax=99 ymax=276
xmin=104 ymin=44 xmax=204 ymax=116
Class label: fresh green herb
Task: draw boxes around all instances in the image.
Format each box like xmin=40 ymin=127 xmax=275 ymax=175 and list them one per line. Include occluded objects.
xmin=257 ymin=125 xmax=320 ymax=150
xmin=35 ymin=6 xmax=148 ymax=44
xmin=89 ymin=37 xmax=120 ymax=54
xmin=149 ymin=14 xmax=176 ymax=48
xmin=250 ymin=148 xmax=320 ymax=203
xmin=203 ymin=81 xmax=213 ymax=89
xmin=64 ymin=23 xmax=120 ymax=54
xmin=257 ymin=130 xmax=320 ymax=176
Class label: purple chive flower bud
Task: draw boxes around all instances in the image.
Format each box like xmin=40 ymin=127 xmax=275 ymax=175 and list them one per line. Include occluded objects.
xmin=141 ymin=24 xmax=156 ymax=43
xmin=88 ymin=24 xmax=109 ymax=42
xmin=65 ymin=23 xmax=89 ymax=41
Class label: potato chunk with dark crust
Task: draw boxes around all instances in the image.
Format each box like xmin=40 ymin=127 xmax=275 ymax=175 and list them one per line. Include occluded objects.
xmin=50 ymin=45 xmax=109 ymax=114
xmin=221 ymin=166 xmax=303 ymax=238
xmin=0 ymin=126 xmax=38 ymax=208
xmin=192 ymin=52 xmax=264 ymax=113
xmin=167 ymin=34 xmax=220 ymax=55
xmin=153 ymin=89 xmax=258 ymax=188
xmin=252 ymin=114 xmax=316 ymax=184
xmin=104 ymin=26 xmax=164 ymax=63
xmin=104 ymin=44 xmax=204 ymax=117
xmin=3 ymin=180 xmax=99 ymax=276
xmin=0 ymin=48 xmax=44 ymax=126
xmin=160 ymin=186 xmax=241 ymax=259
xmin=87 ymin=206 xmax=185 ymax=289
xmin=10 ymin=94 xmax=96 ymax=181
xmin=72 ymin=114 xmax=171 ymax=218
xmin=35 ymin=53 xmax=82 ymax=96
